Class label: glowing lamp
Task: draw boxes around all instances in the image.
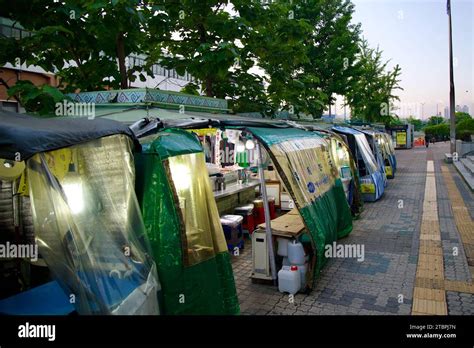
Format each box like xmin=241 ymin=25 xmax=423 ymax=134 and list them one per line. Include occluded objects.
xmin=245 ymin=139 xmax=255 ymax=150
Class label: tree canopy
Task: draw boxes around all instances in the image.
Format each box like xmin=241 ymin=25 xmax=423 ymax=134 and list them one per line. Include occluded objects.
xmin=345 ymin=39 xmax=402 ymax=125
xmin=1 ymin=0 xmax=403 ymax=120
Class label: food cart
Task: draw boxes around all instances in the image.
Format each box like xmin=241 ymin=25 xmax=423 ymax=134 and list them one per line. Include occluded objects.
xmin=332 ymin=126 xmax=385 ymax=202
xmin=134 ymin=127 xmax=240 ymax=315
xmin=140 ymin=119 xmax=355 ymax=293
xmin=245 ymin=126 xmax=354 ymax=289
xmin=302 ymin=125 xmax=364 ymax=217
xmin=376 ymin=132 xmax=397 ymax=176
xmin=357 ymin=128 xmax=389 ymax=184
xmin=0 ymin=111 xmax=160 ymax=315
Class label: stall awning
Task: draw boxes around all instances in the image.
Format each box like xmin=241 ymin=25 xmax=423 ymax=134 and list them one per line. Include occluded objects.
xmin=332 ymin=125 xmax=379 ymax=175
xmin=0 ymin=110 xmax=137 ymax=160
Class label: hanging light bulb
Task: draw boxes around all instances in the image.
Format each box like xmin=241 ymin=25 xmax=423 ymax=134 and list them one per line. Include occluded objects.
xmin=169 ymin=162 xmax=191 ymax=191
xmin=62 ymin=163 xmax=85 ymax=214
xmin=236 ymin=141 xmax=245 ymax=153
xmin=245 ymin=139 xmax=255 ymax=150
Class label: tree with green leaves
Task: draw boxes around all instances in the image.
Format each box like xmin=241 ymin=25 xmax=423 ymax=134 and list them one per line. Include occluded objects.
xmin=1 ymin=0 xmax=402 ymax=121
xmin=238 ymin=0 xmax=316 ymax=116
xmin=295 ymin=0 xmax=362 ymax=117
xmin=427 ymin=115 xmax=445 ymax=126
xmin=407 ymin=116 xmax=424 ymax=132
xmin=240 ymin=0 xmax=362 ymax=118
xmin=345 ymin=39 xmax=402 ymax=124
xmin=456 ymin=117 xmax=474 ymax=141
xmin=0 ymin=0 xmax=156 ymax=113
xmin=455 ymin=111 xmax=471 ymax=124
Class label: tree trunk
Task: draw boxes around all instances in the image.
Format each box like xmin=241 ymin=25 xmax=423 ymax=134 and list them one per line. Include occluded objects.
xmin=198 ymin=23 xmax=214 ymax=97
xmin=205 ymin=78 xmax=213 ymax=97
xmin=116 ymin=32 xmax=128 ymax=89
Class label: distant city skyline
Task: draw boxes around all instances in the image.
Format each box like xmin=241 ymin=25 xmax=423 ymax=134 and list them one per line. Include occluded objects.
xmin=334 ymin=0 xmax=473 ymax=120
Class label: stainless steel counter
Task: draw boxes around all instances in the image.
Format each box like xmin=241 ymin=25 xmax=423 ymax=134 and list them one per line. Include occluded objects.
xmin=213 ymin=180 xmax=260 ymax=199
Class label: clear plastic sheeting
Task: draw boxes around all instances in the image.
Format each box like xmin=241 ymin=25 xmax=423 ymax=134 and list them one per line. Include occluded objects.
xmin=26 ymin=134 xmax=160 ymax=315
xmin=326 ymin=135 xmax=363 ymax=216
xmin=375 ymin=132 xmax=397 ymax=171
xmin=167 ymin=152 xmax=228 ymax=266
xmin=353 ymin=133 xmax=379 ymax=174
xmin=270 ymin=137 xmax=338 ymax=204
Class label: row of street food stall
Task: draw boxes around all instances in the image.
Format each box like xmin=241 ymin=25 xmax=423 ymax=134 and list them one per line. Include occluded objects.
xmin=0 ymin=90 xmax=398 ymax=315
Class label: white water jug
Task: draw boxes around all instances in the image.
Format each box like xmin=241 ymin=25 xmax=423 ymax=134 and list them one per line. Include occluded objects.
xmin=288 ymin=240 xmax=305 ymax=265
xmin=277 ymin=238 xmax=289 ymax=257
xmin=278 ymin=265 xmax=301 ymax=295
xmin=297 ymin=263 xmax=308 ymax=289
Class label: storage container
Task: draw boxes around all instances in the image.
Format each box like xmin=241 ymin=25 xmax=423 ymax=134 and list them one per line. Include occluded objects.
xmin=234 ymin=204 xmax=255 ymax=235
xmin=278 ymin=265 xmax=301 ymax=295
xmin=220 ymin=215 xmax=244 ymax=251
xmin=277 ymin=238 xmax=289 ymax=257
xmin=280 ymin=192 xmax=294 ymax=211
xmin=296 ymin=263 xmax=308 ymax=289
xmin=288 ymin=240 xmax=305 ymax=265
xmin=253 ymin=198 xmax=265 ymax=225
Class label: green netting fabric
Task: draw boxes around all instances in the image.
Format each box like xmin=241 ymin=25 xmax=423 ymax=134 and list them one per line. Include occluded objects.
xmin=247 ymin=127 xmax=353 ymax=282
xmin=135 ymin=129 xmax=239 ymax=315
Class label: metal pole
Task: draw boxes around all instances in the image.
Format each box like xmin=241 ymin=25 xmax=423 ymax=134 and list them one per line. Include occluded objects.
xmin=256 ymin=142 xmax=277 ymax=283
xmin=344 ymin=97 xmax=347 ymax=122
xmin=448 ymin=0 xmax=456 ymax=154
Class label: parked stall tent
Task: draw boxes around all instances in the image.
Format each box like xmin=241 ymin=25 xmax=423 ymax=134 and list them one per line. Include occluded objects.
xmin=135 ymin=128 xmax=240 ymax=315
xmin=368 ymin=130 xmax=397 ymax=179
xmin=142 ymin=120 xmax=354 ymax=289
xmin=376 ymin=132 xmax=397 ymax=175
xmin=332 ymin=126 xmax=385 ymax=202
xmin=230 ymin=126 xmax=354 ymax=284
xmin=357 ymin=128 xmax=389 ymax=183
xmin=0 ymin=111 xmax=160 ymax=315
xmin=52 ymin=90 xmax=356 ymax=293
xmin=301 ymin=126 xmax=363 ymax=217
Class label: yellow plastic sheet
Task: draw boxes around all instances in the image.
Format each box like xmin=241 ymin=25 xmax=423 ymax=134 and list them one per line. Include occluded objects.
xmin=167 ymin=152 xmax=227 ymax=266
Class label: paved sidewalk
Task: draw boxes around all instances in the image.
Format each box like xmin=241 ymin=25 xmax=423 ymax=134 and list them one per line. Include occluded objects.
xmin=231 ymin=142 xmax=474 ymax=315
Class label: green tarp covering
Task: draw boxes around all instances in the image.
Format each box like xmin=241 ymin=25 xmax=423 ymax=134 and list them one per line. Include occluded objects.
xmin=135 ymin=129 xmax=239 ymax=315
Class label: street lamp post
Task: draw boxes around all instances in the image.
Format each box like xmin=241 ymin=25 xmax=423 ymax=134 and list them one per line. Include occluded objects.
xmin=344 ymin=98 xmax=347 ymax=122
xmin=421 ymin=102 xmax=425 ymax=120
xmin=447 ymin=0 xmax=456 ymax=154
